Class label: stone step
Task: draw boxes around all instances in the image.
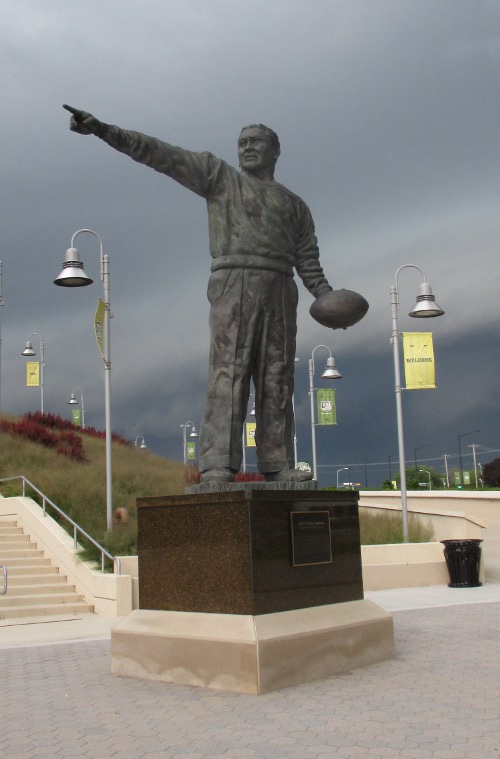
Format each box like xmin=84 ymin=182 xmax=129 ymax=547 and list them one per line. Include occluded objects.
xmin=0 ymin=529 xmax=27 ymax=538
xmin=0 ymin=556 xmax=52 ymax=568
xmin=0 ymin=546 xmax=43 ymax=559
xmin=0 ymin=591 xmax=87 ymax=608
xmin=0 ymin=535 xmax=37 ymax=553
xmin=0 ymin=601 xmax=94 ymax=620
xmin=3 ymin=583 xmax=77 ymax=596
xmin=7 ymin=572 xmax=65 ymax=585
xmin=5 ymin=564 xmax=59 ymax=576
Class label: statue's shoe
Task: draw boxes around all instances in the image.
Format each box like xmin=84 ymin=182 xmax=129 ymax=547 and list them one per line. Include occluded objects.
xmin=264 ymin=468 xmax=313 ymax=482
xmin=199 ymin=467 xmax=236 ymax=483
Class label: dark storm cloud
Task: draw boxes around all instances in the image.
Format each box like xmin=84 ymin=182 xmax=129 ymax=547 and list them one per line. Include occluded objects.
xmin=1 ymin=0 xmax=499 ymax=484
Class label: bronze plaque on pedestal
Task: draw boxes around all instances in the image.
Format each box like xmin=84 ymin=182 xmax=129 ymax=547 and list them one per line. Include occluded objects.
xmin=291 ymin=511 xmax=332 ymax=566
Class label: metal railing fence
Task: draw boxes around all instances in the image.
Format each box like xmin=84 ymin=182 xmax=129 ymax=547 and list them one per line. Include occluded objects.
xmin=0 ymin=475 xmax=121 ymax=574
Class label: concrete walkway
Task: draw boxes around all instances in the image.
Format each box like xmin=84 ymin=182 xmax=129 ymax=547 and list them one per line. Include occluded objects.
xmin=1 ymin=533 xmax=500 ymax=758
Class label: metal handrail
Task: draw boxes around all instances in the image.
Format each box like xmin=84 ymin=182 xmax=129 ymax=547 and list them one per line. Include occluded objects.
xmin=0 ymin=475 xmax=121 ymax=574
xmin=1 ymin=564 xmax=6 ymax=595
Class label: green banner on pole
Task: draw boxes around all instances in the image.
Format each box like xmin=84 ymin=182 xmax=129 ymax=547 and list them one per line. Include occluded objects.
xmin=317 ymin=388 xmax=336 ymax=425
xmin=186 ymin=441 xmax=196 ymax=460
xmin=72 ymin=408 xmax=82 ymax=426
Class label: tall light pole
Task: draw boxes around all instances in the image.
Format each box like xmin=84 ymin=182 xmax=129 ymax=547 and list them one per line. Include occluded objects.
xmin=309 ymin=345 xmax=342 ymax=482
xmin=457 ymin=430 xmax=480 ymax=487
xmin=391 ymin=264 xmax=444 ymax=542
xmin=22 ymin=332 xmax=45 ymax=413
xmin=54 ymin=228 xmax=113 ymax=531
xmin=180 ymin=421 xmax=198 ymax=465
xmin=443 ymin=453 xmax=451 ymax=488
xmin=0 ymin=261 xmax=3 ymax=414
xmin=68 ymin=387 xmax=85 ymax=428
xmin=468 ymin=443 xmax=480 ymax=489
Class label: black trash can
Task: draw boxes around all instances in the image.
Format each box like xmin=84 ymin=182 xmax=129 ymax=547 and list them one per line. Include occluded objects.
xmin=441 ymin=539 xmax=483 ymax=588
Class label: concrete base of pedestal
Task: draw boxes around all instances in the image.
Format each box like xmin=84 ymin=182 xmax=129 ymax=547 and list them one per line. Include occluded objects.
xmin=111 ymin=599 xmax=394 ymax=695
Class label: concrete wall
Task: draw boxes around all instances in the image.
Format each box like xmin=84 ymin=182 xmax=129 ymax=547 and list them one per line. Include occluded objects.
xmin=360 ymin=490 xmax=498 ymax=525
xmin=0 ymin=495 xmax=133 ymax=616
xmin=359 ymin=491 xmax=488 ymax=540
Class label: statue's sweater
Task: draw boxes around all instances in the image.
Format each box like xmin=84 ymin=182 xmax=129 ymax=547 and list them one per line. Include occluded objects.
xmin=98 ymin=124 xmax=332 ymax=298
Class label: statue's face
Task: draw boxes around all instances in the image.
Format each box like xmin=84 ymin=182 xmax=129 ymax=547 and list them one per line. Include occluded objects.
xmin=238 ymin=127 xmax=278 ymax=175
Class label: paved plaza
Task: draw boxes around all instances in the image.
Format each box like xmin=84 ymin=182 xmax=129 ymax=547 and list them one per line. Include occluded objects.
xmin=1 ymin=583 xmax=500 ymax=759
xmin=2 ymin=518 xmax=500 ymax=759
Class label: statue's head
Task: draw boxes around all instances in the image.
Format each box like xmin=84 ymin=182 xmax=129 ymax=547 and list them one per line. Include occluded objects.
xmin=238 ymin=124 xmax=280 ymax=176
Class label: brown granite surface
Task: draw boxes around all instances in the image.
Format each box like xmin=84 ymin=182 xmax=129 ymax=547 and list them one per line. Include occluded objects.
xmin=137 ymin=490 xmax=363 ymax=615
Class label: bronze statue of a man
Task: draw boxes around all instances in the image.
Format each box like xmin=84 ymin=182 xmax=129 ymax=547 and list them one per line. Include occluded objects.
xmin=64 ymin=105 xmax=333 ymax=483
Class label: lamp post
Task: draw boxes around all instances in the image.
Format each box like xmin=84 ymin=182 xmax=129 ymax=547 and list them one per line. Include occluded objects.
xmin=391 ymin=264 xmax=444 ymax=542
xmin=468 ymin=443 xmax=480 ymax=489
xmin=68 ymin=387 xmax=85 ymax=428
xmin=22 ymin=332 xmax=45 ymax=413
xmin=443 ymin=454 xmax=451 ymax=488
xmin=309 ymin=345 xmax=342 ymax=482
xmin=0 ymin=261 xmax=3 ymax=414
xmin=180 ymin=421 xmax=198 ymax=465
xmin=134 ymin=436 xmax=147 ymax=449
xmin=414 ymin=444 xmax=432 ymax=476
xmin=457 ymin=430 xmax=480 ymax=487
xmin=419 ymin=469 xmax=431 ymax=489
xmin=54 ymin=228 xmax=113 ymax=531
xmin=336 ymin=467 xmax=348 ymax=489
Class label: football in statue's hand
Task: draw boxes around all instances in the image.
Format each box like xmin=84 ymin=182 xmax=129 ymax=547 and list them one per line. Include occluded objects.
xmin=309 ymin=289 xmax=369 ymax=330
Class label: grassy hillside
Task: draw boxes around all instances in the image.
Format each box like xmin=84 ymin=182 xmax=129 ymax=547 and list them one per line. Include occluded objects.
xmin=0 ymin=414 xmax=187 ymax=555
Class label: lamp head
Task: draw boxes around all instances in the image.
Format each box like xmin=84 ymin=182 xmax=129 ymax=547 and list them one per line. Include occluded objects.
xmin=189 ymin=426 xmax=199 ymax=438
xmin=22 ymin=340 xmax=35 ymax=357
xmin=321 ymin=356 xmax=342 ymax=379
xmin=54 ymin=247 xmax=93 ymax=287
xmin=68 ymin=393 xmax=77 ymax=405
xmin=409 ymin=281 xmax=444 ymax=318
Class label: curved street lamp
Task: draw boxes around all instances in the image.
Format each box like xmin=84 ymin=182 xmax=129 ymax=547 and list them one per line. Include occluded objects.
xmin=54 ymin=229 xmax=113 ymax=531
xmin=309 ymin=345 xmax=342 ymax=482
xmin=134 ymin=436 xmax=147 ymax=449
xmin=419 ymin=469 xmax=431 ymax=489
xmin=336 ymin=467 xmax=348 ymax=489
xmin=180 ymin=421 xmax=198 ymax=465
xmin=22 ymin=332 xmax=45 ymax=413
xmin=68 ymin=387 xmax=85 ymax=429
xmin=391 ymin=264 xmax=444 ymax=542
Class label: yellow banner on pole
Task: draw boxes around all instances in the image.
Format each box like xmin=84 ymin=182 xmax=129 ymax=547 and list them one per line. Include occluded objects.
xmin=26 ymin=362 xmax=40 ymax=387
xmin=245 ymin=421 xmax=256 ymax=447
xmin=403 ymin=332 xmax=436 ymax=389
xmin=94 ymin=298 xmax=106 ymax=360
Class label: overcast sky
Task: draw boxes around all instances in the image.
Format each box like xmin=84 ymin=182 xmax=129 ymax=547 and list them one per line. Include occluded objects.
xmin=1 ymin=0 xmax=499 ymax=487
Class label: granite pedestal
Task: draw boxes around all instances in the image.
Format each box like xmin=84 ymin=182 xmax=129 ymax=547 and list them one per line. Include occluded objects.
xmin=111 ymin=489 xmax=394 ymax=694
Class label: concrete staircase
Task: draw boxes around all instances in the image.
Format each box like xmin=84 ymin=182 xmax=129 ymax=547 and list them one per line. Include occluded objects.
xmin=0 ymin=518 xmax=94 ymax=619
